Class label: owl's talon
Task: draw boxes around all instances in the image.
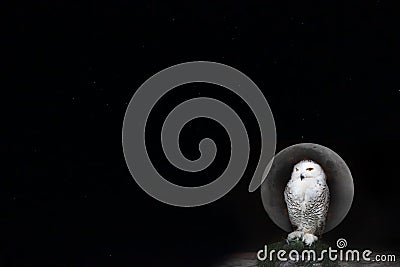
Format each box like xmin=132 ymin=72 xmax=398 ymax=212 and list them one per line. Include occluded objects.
xmin=302 ymin=233 xmax=318 ymax=246
xmin=287 ymin=231 xmax=304 ymax=241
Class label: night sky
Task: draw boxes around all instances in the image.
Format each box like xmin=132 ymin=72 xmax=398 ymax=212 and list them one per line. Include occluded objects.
xmin=3 ymin=0 xmax=400 ymax=266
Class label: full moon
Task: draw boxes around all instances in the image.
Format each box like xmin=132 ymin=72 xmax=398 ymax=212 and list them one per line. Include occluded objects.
xmin=261 ymin=143 xmax=354 ymax=233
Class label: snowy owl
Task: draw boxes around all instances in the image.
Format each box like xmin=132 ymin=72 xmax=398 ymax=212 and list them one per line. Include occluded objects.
xmin=284 ymin=160 xmax=330 ymax=246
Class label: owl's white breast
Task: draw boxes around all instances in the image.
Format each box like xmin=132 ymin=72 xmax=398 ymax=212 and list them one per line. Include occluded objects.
xmin=288 ymin=177 xmax=325 ymax=202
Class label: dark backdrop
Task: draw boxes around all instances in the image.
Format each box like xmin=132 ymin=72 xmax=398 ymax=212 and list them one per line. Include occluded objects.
xmin=3 ymin=0 xmax=400 ymax=266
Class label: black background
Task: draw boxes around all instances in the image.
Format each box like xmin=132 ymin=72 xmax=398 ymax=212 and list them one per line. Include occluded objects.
xmin=3 ymin=0 xmax=400 ymax=266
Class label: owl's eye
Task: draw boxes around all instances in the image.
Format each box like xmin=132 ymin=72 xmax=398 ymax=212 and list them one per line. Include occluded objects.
xmin=306 ymin=168 xmax=314 ymax=171
xmin=295 ymin=168 xmax=299 ymax=172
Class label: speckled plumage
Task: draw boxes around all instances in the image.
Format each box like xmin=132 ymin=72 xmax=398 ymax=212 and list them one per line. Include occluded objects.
xmin=284 ymin=160 xmax=330 ymax=245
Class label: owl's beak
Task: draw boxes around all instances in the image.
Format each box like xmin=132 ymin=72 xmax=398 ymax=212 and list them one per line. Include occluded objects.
xmin=300 ymin=174 xmax=305 ymax=180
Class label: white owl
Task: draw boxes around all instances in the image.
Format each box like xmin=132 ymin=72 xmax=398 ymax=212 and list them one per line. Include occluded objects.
xmin=284 ymin=160 xmax=330 ymax=246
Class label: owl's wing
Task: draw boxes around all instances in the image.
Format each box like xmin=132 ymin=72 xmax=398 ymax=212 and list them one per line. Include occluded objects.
xmin=284 ymin=184 xmax=301 ymax=229
xmin=315 ymin=184 xmax=330 ymax=235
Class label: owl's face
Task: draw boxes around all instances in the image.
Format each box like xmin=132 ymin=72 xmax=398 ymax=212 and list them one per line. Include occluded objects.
xmin=292 ymin=160 xmax=325 ymax=181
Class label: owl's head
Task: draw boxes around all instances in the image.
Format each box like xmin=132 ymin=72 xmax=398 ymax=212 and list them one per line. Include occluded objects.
xmin=292 ymin=160 xmax=326 ymax=182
